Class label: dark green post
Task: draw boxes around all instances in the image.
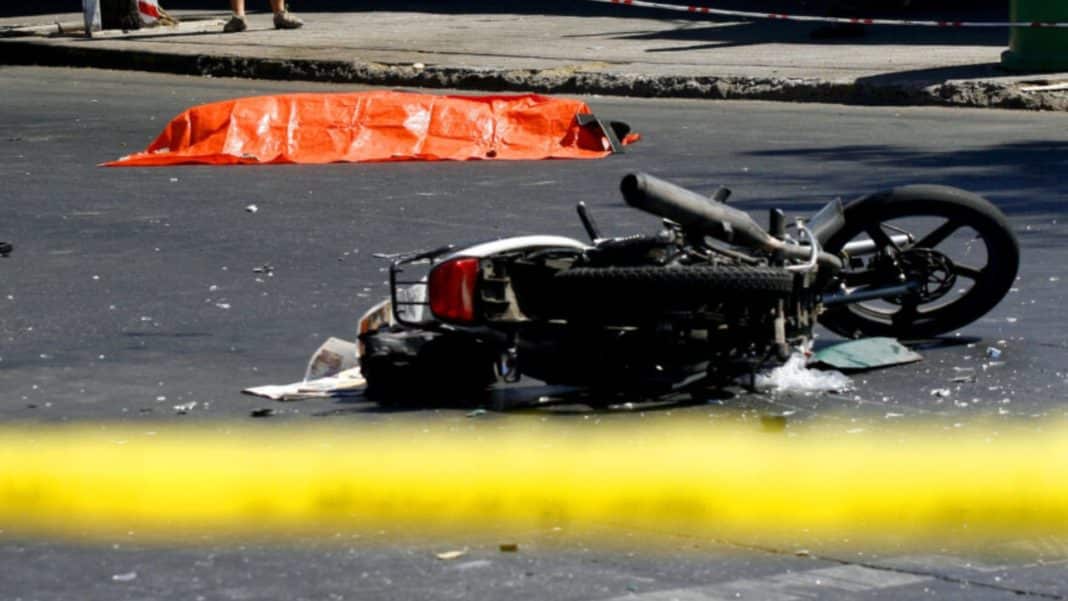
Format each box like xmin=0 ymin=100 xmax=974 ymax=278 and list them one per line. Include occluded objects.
xmin=1001 ymin=0 xmax=1068 ymax=72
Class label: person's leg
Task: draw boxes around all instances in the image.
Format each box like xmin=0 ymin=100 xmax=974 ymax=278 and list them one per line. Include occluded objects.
xmin=224 ymin=0 xmax=248 ymax=31
xmin=271 ymin=0 xmax=303 ymax=29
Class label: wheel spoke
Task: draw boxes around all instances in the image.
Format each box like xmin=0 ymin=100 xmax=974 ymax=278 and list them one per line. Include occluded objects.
xmin=915 ymin=219 xmax=963 ymax=250
xmin=954 ymin=263 xmax=984 ymax=280
xmin=822 ymin=191 xmax=1017 ymax=340
xmin=865 ymin=224 xmax=899 ymax=253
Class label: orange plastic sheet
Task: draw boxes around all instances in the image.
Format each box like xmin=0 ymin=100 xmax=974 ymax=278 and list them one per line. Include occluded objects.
xmin=107 ymin=91 xmax=638 ymax=167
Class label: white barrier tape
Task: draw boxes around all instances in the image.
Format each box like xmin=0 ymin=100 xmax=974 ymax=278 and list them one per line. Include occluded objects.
xmin=594 ymin=0 xmax=1068 ymax=28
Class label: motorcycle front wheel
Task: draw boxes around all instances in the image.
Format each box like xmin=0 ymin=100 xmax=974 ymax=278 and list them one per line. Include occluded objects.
xmin=819 ymin=184 xmax=1019 ymax=340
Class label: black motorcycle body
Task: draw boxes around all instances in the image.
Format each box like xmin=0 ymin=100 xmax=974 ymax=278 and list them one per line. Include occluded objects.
xmin=357 ymin=173 xmax=1019 ymax=400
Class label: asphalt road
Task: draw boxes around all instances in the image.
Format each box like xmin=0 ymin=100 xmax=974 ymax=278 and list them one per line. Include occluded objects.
xmin=2 ymin=66 xmax=1067 ymax=600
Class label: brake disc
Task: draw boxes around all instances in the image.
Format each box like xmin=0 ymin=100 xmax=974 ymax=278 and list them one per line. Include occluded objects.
xmin=887 ymin=248 xmax=957 ymax=305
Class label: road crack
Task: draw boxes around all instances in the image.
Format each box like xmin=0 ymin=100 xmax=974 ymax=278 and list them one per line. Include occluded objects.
xmin=729 ymin=541 xmax=1066 ymax=600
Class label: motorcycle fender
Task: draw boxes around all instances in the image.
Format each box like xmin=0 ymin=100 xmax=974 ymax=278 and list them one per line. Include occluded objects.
xmin=450 ymin=236 xmax=590 ymax=323
xmin=441 ymin=235 xmax=590 ymax=261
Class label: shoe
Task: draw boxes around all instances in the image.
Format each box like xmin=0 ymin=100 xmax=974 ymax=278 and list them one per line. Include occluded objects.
xmin=223 ymin=14 xmax=247 ymax=33
xmin=273 ymin=11 xmax=304 ymax=29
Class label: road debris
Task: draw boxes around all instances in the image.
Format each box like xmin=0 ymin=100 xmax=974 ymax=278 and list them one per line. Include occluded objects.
xmin=986 ymin=347 xmax=1003 ymax=360
xmin=465 ymin=408 xmax=488 ymax=418
xmin=755 ymin=354 xmax=853 ymax=394
xmin=244 ymin=338 xmax=366 ymax=403
xmin=930 ymin=388 xmax=952 ymax=398
xmin=304 ymin=337 xmax=358 ymax=382
xmin=498 ymin=543 xmax=519 ymax=553
xmin=252 ymin=264 xmax=274 ymax=275
xmin=250 ymin=408 xmax=276 ymax=418
xmin=243 ymin=368 xmax=366 ymax=401
xmin=812 ymin=337 xmax=922 ymax=371
xmin=245 ymin=204 xmax=259 ymax=214
xmin=111 ymin=572 xmax=137 ymax=582
xmin=0 ymin=241 xmax=12 ymax=257
xmin=173 ymin=401 xmax=197 ymax=414
xmin=435 ymin=549 xmax=468 ymax=560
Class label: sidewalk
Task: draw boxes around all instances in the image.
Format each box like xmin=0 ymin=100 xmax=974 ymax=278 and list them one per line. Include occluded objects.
xmin=1 ymin=6 xmax=1067 ymax=110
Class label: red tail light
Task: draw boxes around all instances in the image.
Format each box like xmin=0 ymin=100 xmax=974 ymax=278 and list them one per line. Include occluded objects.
xmin=429 ymin=257 xmax=480 ymax=323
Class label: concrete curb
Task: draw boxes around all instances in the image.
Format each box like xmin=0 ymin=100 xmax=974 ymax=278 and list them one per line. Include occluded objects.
xmin=3 ymin=39 xmax=1067 ymax=111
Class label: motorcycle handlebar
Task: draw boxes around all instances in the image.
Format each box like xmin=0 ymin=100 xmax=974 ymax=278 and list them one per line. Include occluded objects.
xmin=619 ymin=172 xmax=841 ymax=272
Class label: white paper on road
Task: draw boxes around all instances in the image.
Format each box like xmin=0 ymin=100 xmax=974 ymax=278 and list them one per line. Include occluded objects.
xmin=243 ymin=367 xmax=367 ymax=401
xmin=303 ymin=337 xmax=359 ymax=382
xmin=244 ymin=337 xmax=365 ymax=401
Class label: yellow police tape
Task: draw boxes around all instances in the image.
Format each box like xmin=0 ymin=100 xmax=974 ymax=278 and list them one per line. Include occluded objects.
xmin=1 ymin=419 xmax=1066 ymax=547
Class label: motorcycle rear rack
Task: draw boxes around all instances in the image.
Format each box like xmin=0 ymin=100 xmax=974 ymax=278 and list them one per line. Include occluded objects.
xmin=388 ymin=244 xmax=455 ymax=328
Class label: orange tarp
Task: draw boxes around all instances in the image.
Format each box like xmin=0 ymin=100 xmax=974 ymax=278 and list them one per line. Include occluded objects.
xmin=107 ymin=91 xmax=637 ymax=166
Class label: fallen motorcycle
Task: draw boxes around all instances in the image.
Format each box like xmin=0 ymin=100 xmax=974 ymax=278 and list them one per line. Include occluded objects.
xmin=356 ymin=173 xmax=1019 ymax=400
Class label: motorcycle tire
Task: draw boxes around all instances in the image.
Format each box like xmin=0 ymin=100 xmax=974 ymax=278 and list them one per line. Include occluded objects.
xmin=554 ymin=264 xmax=794 ymax=319
xmin=819 ymin=185 xmax=1019 ymax=340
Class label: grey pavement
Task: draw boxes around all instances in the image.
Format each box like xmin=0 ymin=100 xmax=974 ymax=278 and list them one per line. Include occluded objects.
xmin=2 ymin=4 xmax=1068 ymax=110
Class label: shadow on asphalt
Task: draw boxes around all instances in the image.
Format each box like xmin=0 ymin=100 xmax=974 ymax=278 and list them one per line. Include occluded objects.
xmin=3 ymin=0 xmax=1009 ymax=49
xmin=313 ymin=336 xmax=982 ymax=415
xmin=741 ymin=140 xmax=1068 ymax=218
xmin=313 ymin=382 xmax=740 ymax=415
xmin=156 ymin=0 xmax=1006 ymax=17
xmin=855 ymin=62 xmax=1008 ymax=85
xmin=0 ymin=0 xmax=1009 ymax=52
xmin=607 ymin=20 xmax=1006 ymax=51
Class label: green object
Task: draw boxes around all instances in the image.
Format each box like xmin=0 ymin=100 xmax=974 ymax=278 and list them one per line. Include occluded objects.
xmin=1001 ymin=0 xmax=1068 ymax=73
xmin=813 ymin=337 xmax=922 ymax=371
